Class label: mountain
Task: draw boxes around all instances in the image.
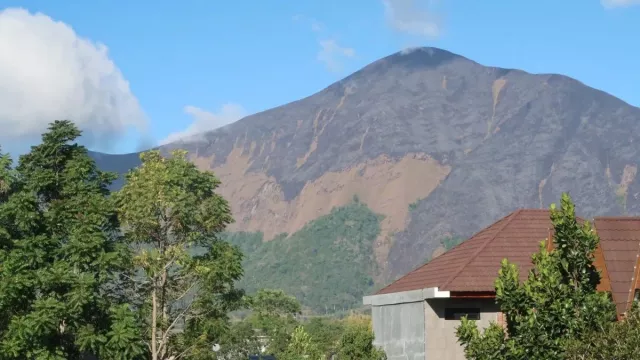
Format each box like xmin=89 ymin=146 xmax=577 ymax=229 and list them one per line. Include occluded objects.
xmin=90 ymin=47 xmax=640 ymax=309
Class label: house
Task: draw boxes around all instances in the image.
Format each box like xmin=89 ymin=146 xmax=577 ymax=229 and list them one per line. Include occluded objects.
xmin=362 ymin=209 xmax=640 ymax=360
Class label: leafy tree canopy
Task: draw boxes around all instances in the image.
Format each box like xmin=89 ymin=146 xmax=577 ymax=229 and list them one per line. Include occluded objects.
xmin=0 ymin=121 xmax=144 ymax=360
xmin=115 ymin=149 xmax=244 ymax=360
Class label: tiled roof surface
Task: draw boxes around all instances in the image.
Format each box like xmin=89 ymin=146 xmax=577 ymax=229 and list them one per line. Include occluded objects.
xmin=376 ymin=209 xmax=554 ymax=294
xmin=376 ymin=210 xmax=640 ymax=315
xmin=594 ymin=217 xmax=640 ymax=315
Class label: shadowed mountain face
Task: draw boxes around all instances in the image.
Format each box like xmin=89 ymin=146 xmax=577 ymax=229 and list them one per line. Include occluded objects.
xmin=90 ymin=47 xmax=640 ymax=283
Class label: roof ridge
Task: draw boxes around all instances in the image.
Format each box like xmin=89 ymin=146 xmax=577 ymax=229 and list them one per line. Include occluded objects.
xmin=594 ymin=216 xmax=640 ymax=221
xmin=440 ymin=209 xmax=523 ymax=290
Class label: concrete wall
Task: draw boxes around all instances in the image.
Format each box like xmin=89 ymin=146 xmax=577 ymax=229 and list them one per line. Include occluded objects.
xmin=371 ymin=301 xmax=426 ymax=360
xmin=424 ymin=298 xmax=500 ymax=360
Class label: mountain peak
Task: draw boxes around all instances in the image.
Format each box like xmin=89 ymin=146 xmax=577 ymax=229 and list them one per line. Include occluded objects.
xmin=385 ymin=46 xmax=465 ymax=67
xmin=338 ymin=47 xmax=470 ymax=84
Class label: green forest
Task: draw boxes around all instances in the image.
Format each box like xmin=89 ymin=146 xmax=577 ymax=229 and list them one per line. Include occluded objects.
xmin=0 ymin=121 xmax=387 ymax=360
xmin=223 ymin=200 xmax=383 ymax=314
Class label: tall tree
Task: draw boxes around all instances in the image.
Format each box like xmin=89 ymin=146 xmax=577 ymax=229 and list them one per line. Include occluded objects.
xmin=279 ymin=326 xmax=323 ymax=360
xmin=115 ymin=149 xmax=243 ymax=360
xmin=0 ymin=121 xmax=145 ymax=359
xmin=456 ymin=193 xmax=616 ymax=360
xmin=0 ymin=146 xmax=15 ymax=198
xmin=336 ymin=315 xmax=386 ymax=360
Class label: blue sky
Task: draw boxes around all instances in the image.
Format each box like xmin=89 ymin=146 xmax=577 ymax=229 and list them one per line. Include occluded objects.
xmin=0 ymin=0 xmax=638 ymax=154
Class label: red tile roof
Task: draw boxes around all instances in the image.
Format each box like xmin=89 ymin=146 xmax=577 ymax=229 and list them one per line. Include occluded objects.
xmin=594 ymin=217 xmax=640 ymax=315
xmin=377 ymin=209 xmax=554 ymax=294
xmin=376 ymin=210 xmax=640 ymax=315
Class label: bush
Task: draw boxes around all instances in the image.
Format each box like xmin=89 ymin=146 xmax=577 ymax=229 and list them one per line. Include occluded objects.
xmin=564 ymin=303 xmax=640 ymax=360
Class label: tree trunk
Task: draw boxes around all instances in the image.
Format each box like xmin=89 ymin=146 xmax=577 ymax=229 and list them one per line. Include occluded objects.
xmin=152 ymin=283 xmax=158 ymax=360
xmin=160 ymin=269 xmax=168 ymax=360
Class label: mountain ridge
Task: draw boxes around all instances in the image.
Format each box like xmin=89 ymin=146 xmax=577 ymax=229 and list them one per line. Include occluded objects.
xmin=90 ymin=47 xmax=640 ymax=285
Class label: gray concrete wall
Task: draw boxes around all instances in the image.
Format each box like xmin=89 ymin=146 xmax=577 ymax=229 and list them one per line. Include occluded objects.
xmin=371 ymin=301 xmax=425 ymax=360
xmin=424 ymin=298 xmax=500 ymax=360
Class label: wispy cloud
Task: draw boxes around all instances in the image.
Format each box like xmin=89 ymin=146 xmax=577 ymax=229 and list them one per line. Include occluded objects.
xmin=382 ymin=0 xmax=441 ymax=38
xmin=601 ymin=0 xmax=640 ymax=8
xmin=292 ymin=14 xmax=324 ymax=32
xmin=317 ymin=40 xmax=356 ymax=73
xmin=293 ymin=15 xmax=356 ymax=73
xmin=160 ymin=103 xmax=247 ymax=145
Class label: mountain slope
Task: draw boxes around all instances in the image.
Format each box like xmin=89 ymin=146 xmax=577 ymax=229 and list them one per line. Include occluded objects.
xmin=90 ymin=47 xmax=640 ymax=286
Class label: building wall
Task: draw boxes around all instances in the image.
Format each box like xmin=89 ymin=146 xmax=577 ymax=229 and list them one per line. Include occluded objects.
xmin=371 ymin=301 xmax=426 ymax=360
xmin=424 ymin=298 xmax=500 ymax=360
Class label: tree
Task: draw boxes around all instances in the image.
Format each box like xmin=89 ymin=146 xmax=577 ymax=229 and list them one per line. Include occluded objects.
xmin=211 ymin=289 xmax=304 ymax=359
xmin=0 ymin=121 xmax=145 ymax=359
xmin=0 ymin=146 xmax=15 ymax=199
xmin=248 ymin=289 xmax=302 ymax=357
xmin=0 ymin=146 xmax=17 ymax=250
xmin=565 ymin=302 xmax=640 ymax=359
xmin=212 ymin=317 xmax=263 ymax=360
xmin=304 ymin=317 xmax=345 ymax=358
xmin=279 ymin=326 xmax=323 ymax=360
xmin=456 ymin=193 xmax=616 ymax=360
xmin=115 ymin=149 xmax=244 ymax=360
xmin=336 ymin=315 xmax=386 ymax=360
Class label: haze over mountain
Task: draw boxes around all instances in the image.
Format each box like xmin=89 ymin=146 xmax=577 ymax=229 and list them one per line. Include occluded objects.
xmin=90 ymin=47 xmax=640 ymax=289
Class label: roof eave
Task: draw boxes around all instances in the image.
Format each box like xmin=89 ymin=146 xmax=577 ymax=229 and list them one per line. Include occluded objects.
xmin=363 ymin=287 xmax=450 ymax=306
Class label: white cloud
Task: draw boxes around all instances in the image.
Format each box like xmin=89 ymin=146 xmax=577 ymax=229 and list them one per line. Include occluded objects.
xmin=601 ymin=0 xmax=640 ymax=7
xmin=292 ymin=14 xmax=324 ymax=32
xmin=293 ymin=16 xmax=356 ymax=73
xmin=382 ymin=0 xmax=441 ymax=38
xmin=0 ymin=8 xmax=147 ymax=151
xmin=160 ymin=103 xmax=247 ymax=145
xmin=317 ymin=39 xmax=356 ymax=73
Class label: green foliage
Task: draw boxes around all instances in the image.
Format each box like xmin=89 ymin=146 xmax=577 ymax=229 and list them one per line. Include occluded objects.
xmin=0 ymin=146 xmax=16 ymax=199
xmin=456 ymin=193 xmax=617 ymax=360
xmin=248 ymin=289 xmax=302 ymax=356
xmin=441 ymin=235 xmax=465 ymax=251
xmin=212 ymin=289 xmax=301 ymax=358
xmin=249 ymin=289 xmax=302 ymax=318
xmin=0 ymin=121 xmax=145 ymax=359
xmin=337 ymin=317 xmax=386 ymax=360
xmin=565 ymin=302 xmax=640 ymax=359
xmin=115 ymin=149 xmax=244 ymax=360
xmin=456 ymin=320 xmax=512 ymax=360
xmin=279 ymin=326 xmax=324 ymax=360
xmin=304 ymin=317 xmax=345 ymax=357
xmin=224 ymin=201 xmax=382 ymax=313
xmin=213 ymin=319 xmax=263 ymax=359
xmin=0 ymin=124 xmax=384 ymax=360
xmin=219 ymin=295 xmax=386 ymax=360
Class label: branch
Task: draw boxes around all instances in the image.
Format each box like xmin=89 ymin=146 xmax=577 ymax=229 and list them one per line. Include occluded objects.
xmin=172 ymin=339 xmax=219 ymax=360
xmin=167 ymin=297 xmax=196 ymax=336
xmin=158 ymin=295 xmax=197 ymax=358
xmin=174 ymin=280 xmax=198 ymax=303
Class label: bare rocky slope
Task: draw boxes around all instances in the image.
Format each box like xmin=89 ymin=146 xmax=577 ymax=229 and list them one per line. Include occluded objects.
xmin=90 ymin=47 xmax=640 ymax=285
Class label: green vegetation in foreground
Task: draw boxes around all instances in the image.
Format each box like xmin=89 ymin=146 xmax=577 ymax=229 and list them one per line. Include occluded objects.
xmin=224 ymin=200 xmax=383 ymax=314
xmin=456 ymin=193 xmax=618 ymax=360
xmin=0 ymin=122 xmax=387 ymax=359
